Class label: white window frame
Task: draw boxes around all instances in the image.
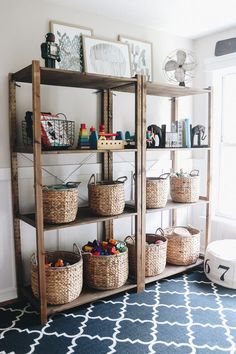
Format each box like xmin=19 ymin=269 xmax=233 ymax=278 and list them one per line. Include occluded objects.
xmin=204 ymin=53 xmax=236 ymax=222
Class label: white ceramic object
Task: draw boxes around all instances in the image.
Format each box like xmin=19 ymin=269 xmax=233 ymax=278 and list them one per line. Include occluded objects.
xmin=204 ymin=239 xmax=236 ymax=289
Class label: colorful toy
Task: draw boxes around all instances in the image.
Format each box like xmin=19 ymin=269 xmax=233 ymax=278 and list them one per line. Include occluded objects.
xmin=78 ymin=123 xmax=90 ymax=149
xmin=125 ymin=131 xmax=135 ymax=148
xmin=45 ymin=258 xmax=70 ymax=268
xmin=82 ymin=239 xmax=128 ymax=256
xmin=89 ymin=126 xmax=98 ymax=149
xmin=98 ymin=124 xmax=118 ymax=140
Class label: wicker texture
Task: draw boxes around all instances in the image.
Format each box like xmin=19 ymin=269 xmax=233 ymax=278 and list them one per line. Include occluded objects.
xmin=88 ymin=174 xmax=127 ymax=216
xmin=170 ymin=170 xmax=200 ymax=203
xmin=146 ymin=173 xmax=170 ymax=209
xmin=43 ymin=183 xmax=79 ymax=224
xmin=125 ymin=229 xmax=167 ymax=277
xmin=164 ymin=226 xmax=200 ymax=265
xmin=31 ymin=247 xmax=83 ymax=305
xmin=83 ymin=250 xmax=128 ymax=290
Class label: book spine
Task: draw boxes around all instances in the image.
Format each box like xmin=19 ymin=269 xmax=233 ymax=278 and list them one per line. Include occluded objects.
xmin=177 ymin=120 xmax=183 ymax=147
xmin=184 ymin=118 xmax=191 ymax=148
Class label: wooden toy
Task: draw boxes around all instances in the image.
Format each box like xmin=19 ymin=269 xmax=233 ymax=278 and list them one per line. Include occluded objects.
xmin=78 ymin=123 xmax=90 ymax=149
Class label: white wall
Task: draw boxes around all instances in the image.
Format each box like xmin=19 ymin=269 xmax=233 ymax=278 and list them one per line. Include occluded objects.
xmin=193 ymin=27 xmax=236 ymax=243
xmin=0 ymin=0 xmax=193 ymax=302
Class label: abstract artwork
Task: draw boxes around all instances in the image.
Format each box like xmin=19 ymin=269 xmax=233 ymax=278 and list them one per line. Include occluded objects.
xmin=119 ymin=35 xmax=153 ymax=81
xmin=82 ymin=36 xmax=131 ymax=78
xmin=50 ymin=21 xmax=93 ymax=71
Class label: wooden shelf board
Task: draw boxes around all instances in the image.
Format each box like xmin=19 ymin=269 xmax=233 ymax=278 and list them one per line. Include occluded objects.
xmin=145 ymin=258 xmax=203 ymax=284
xmin=114 ymin=81 xmax=211 ymax=97
xmin=15 ymin=147 xmax=137 ymax=154
xmin=23 ymin=281 xmax=137 ymax=315
xmin=147 ymin=146 xmax=211 ymax=152
xmin=126 ymin=199 xmax=209 ymax=213
xmin=19 ymin=206 xmax=137 ymax=230
xmin=12 ymin=64 xmax=136 ymax=90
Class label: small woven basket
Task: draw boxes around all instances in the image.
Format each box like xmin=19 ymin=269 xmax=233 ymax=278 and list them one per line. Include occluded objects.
xmin=88 ymin=174 xmax=127 ymax=216
xmin=125 ymin=228 xmax=168 ymax=277
xmin=43 ymin=182 xmax=80 ymax=224
xmin=83 ymin=248 xmax=128 ymax=290
xmin=31 ymin=244 xmax=83 ymax=305
xmin=146 ymin=173 xmax=170 ymax=209
xmin=164 ymin=226 xmax=200 ymax=265
xmin=170 ymin=170 xmax=200 ymax=203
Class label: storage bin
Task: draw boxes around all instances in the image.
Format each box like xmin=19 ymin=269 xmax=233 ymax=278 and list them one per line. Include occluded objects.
xmin=125 ymin=228 xmax=167 ymax=277
xmin=164 ymin=226 xmax=200 ymax=265
xmin=146 ymin=173 xmax=170 ymax=208
xmin=83 ymin=248 xmax=128 ymax=290
xmin=22 ymin=112 xmax=75 ymax=150
xmin=88 ymin=174 xmax=127 ymax=216
xmin=170 ymin=169 xmax=200 ymax=203
xmin=31 ymin=245 xmax=83 ymax=305
xmin=43 ymin=182 xmax=80 ymax=224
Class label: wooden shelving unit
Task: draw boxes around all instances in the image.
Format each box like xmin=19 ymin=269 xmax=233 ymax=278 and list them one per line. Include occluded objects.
xmin=9 ymin=60 xmax=212 ymax=324
xmin=9 ymin=61 xmax=146 ymax=324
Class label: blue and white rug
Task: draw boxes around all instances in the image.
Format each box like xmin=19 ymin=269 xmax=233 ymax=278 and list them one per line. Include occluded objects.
xmin=1 ymin=267 xmax=236 ymax=354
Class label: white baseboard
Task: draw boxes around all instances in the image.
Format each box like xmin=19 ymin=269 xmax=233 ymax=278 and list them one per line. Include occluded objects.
xmin=0 ymin=287 xmax=17 ymax=303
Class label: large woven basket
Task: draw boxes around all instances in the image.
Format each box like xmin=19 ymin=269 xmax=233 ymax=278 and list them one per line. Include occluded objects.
xmin=31 ymin=245 xmax=83 ymax=305
xmin=125 ymin=228 xmax=167 ymax=277
xmin=170 ymin=170 xmax=200 ymax=203
xmin=146 ymin=173 xmax=170 ymax=209
xmin=83 ymin=248 xmax=128 ymax=290
xmin=88 ymin=174 xmax=127 ymax=216
xmin=164 ymin=226 xmax=200 ymax=265
xmin=43 ymin=182 xmax=80 ymax=224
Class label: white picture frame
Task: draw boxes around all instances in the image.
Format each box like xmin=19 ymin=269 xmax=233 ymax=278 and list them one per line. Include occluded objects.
xmin=82 ymin=35 xmax=131 ymax=78
xmin=118 ymin=35 xmax=153 ymax=81
xmin=50 ymin=21 xmax=93 ymax=71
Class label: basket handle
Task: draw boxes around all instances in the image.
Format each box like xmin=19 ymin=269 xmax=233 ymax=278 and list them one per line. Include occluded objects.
xmin=159 ymin=173 xmax=170 ymax=179
xmin=124 ymin=235 xmax=135 ymax=243
xmin=88 ymin=174 xmax=96 ymax=186
xmin=116 ymin=176 xmax=128 ymax=183
xmin=155 ymin=227 xmax=165 ymax=236
xmin=73 ymin=243 xmax=82 ymax=258
xmin=66 ymin=182 xmax=81 ymax=188
xmin=56 ymin=113 xmax=67 ymax=120
xmin=190 ymin=169 xmax=199 ymax=177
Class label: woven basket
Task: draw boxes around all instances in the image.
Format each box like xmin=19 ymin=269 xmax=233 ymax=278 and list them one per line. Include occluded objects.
xmin=88 ymin=174 xmax=127 ymax=216
xmin=164 ymin=226 xmax=200 ymax=265
xmin=83 ymin=248 xmax=128 ymax=290
xmin=125 ymin=228 xmax=168 ymax=277
xmin=146 ymin=173 xmax=170 ymax=209
xmin=31 ymin=244 xmax=83 ymax=305
xmin=170 ymin=170 xmax=200 ymax=203
xmin=43 ymin=182 xmax=80 ymax=224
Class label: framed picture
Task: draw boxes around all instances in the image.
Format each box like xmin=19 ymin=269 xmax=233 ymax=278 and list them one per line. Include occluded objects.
xmin=82 ymin=35 xmax=131 ymax=78
xmin=50 ymin=21 xmax=93 ymax=71
xmin=118 ymin=35 xmax=153 ymax=81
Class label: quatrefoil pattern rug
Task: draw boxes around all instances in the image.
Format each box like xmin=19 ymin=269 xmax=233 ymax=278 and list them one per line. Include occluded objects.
xmin=1 ymin=268 xmax=236 ymax=354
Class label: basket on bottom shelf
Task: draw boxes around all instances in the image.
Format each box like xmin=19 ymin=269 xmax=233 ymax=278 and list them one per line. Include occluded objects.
xmin=82 ymin=239 xmax=128 ymax=290
xmin=164 ymin=226 xmax=200 ymax=266
xmin=125 ymin=228 xmax=168 ymax=277
xmin=31 ymin=245 xmax=83 ymax=305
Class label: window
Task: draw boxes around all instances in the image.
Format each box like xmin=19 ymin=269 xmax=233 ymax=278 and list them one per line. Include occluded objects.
xmin=215 ymin=71 xmax=236 ymax=220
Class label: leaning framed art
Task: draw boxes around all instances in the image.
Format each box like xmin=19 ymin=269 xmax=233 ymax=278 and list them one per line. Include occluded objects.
xmin=118 ymin=35 xmax=153 ymax=81
xmin=50 ymin=21 xmax=93 ymax=71
xmin=82 ymin=35 xmax=131 ymax=78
